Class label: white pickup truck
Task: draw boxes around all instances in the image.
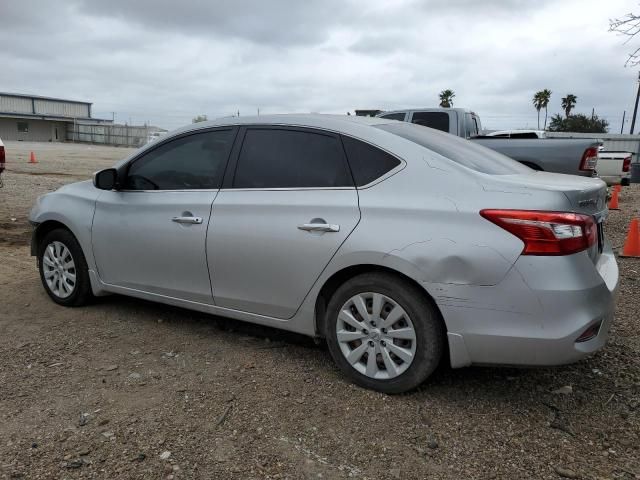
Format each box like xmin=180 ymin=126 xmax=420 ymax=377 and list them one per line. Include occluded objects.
xmin=597 ymin=151 xmax=632 ymax=186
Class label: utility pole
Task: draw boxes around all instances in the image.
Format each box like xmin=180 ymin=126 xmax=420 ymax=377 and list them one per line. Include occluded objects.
xmin=621 ymin=111 xmax=626 ymax=134
xmin=630 ymin=71 xmax=640 ymax=134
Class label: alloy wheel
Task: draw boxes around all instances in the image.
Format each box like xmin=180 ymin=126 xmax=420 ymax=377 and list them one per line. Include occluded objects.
xmin=42 ymin=241 xmax=76 ymax=299
xmin=336 ymin=292 xmax=417 ymax=380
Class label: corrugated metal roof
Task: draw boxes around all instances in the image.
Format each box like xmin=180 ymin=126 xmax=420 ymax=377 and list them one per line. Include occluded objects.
xmin=0 ymin=92 xmax=92 ymax=105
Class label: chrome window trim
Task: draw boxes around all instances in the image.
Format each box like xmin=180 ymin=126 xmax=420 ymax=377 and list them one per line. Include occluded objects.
xmin=115 ymin=189 xmax=221 ymax=193
xmin=218 ymin=186 xmax=357 ymax=192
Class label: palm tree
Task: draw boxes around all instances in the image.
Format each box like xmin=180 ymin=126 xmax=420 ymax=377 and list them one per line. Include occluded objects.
xmin=540 ymin=89 xmax=552 ymax=130
xmin=532 ymin=92 xmax=544 ymax=129
xmin=561 ymin=94 xmax=578 ymax=118
xmin=439 ymin=89 xmax=455 ymax=108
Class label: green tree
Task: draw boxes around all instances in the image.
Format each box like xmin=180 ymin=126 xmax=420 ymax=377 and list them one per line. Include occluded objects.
xmin=561 ymin=94 xmax=578 ymax=118
xmin=532 ymin=89 xmax=551 ymax=129
xmin=532 ymin=91 xmax=544 ymax=129
xmin=192 ymin=115 xmax=208 ymax=123
xmin=439 ymin=89 xmax=455 ymax=108
xmin=539 ymin=89 xmax=552 ymax=129
xmin=548 ymin=113 xmax=609 ymax=133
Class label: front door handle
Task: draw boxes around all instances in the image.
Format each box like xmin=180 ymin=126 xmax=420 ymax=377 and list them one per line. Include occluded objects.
xmin=298 ymin=223 xmax=340 ymax=233
xmin=172 ymin=216 xmax=203 ymax=225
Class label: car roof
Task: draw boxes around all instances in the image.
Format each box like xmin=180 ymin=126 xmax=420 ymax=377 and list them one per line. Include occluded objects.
xmin=172 ymin=114 xmax=395 ymax=136
xmin=115 ymin=114 xmax=403 ymax=168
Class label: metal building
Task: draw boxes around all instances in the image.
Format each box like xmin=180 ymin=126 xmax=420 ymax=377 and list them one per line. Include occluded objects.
xmin=0 ymin=92 xmax=111 ymax=142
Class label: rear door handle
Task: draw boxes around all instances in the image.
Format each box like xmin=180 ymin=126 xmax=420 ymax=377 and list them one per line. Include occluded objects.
xmin=298 ymin=223 xmax=340 ymax=232
xmin=172 ymin=216 xmax=203 ymax=225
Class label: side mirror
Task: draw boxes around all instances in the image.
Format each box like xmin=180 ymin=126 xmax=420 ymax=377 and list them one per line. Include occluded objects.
xmin=93 ymin=168 xmax=118 ymax=190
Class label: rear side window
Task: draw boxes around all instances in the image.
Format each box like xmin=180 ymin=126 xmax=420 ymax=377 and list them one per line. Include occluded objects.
xmin=376 ymin=123 xmax=532 ymax=175
xmin=411 ymin=112 xmax=450 ymax=132
xmin=233 ymin=129 xmax=352 ymax=188
xmin=464 ymin=113 xmax=479 ymax=138
xmin=342 ymin=136 xmax=401 ymax=186
xmin=124 ymin=129 xmax=234 ymax=190
xmin=379 ymin=113 xmax=406 ymax=121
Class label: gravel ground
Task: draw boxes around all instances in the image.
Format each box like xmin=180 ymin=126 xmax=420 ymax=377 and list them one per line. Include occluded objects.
xmin=0 ymin=142 xmax=639 ymax=480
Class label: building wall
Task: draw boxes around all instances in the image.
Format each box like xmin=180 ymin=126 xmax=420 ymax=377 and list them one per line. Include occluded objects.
xmin=0 ymin=94 xmax=90 ymax=118
xmin=0 ymin=118 xmax=67 ymax=142
xmin=33 ymin=99 xmax=89 ymax=118
xmin=0 ymin=95 xmax=32 ymax=114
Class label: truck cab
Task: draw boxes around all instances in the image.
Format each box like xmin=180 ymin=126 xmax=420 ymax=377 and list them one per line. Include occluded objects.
xmin=377 ymin=108 xmax=483 ymax=139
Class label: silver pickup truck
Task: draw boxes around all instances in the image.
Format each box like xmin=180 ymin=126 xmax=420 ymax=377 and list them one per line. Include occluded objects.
xmin=377 ymin=108 xmax=600 ymax=177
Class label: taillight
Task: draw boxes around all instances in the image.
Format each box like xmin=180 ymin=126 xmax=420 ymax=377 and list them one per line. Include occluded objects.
xmin=622 ymin=156 xmax=631 ymax=173
xmin=579 ymin=147 xmax=598 ymax=171
xmin=480 ymin=209 xmax=597 ymax=255
xmin=0 ymin=146 xmax=5 ymax=174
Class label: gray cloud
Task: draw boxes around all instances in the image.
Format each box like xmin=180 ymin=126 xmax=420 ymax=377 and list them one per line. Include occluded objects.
xmin=77 ymin=0 xmax=357 ymax=46
xmin=0 ymin=0 xmax=636 ymax=132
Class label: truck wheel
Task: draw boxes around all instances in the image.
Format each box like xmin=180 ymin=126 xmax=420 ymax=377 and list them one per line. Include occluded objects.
xmin=325 ymin=272 xmax=445 ymax=394
xmin=38 ymin=228 xmax=93 ymax=307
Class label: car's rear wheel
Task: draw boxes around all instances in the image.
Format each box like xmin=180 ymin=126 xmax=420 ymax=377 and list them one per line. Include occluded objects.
xmin=38 ymin=228 xmax=93 ymax=306
xmin=325 ymin=272 xmax=445 ymax=394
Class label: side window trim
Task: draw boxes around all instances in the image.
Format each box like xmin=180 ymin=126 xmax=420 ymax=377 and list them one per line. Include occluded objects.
xmin=225 ymin=125 xmax=355 ymax=190
xmin=339 ymin=134 xmax=406 ymax=189
xmin=118 ymin=126 xmax=239 ymax=192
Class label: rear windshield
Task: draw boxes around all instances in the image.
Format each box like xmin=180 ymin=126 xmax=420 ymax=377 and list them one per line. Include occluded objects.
xmin=376 ymin=123 xmax=532 ymax=175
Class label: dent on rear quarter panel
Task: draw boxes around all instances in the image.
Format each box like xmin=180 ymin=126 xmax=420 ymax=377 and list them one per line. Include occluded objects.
xmin=30 ymin=181 xmax=100 ymax=270
xmin=340 ymin=160 xmax=524 ymax=288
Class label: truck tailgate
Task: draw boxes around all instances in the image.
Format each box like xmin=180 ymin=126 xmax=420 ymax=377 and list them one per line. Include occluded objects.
xmin=471 ymin=138 xmax=600 ymax=176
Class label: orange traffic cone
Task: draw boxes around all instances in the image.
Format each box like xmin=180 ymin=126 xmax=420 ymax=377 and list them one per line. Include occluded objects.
xmin=620 ymin=218 xmax=640 ymax=257
xmin=608 ymin=189 xmax=620 ymax=210
xmin=29 ymin=151 xmax=37 ymax=164
xmin=613 ymin=184 xmax=622 ymax=194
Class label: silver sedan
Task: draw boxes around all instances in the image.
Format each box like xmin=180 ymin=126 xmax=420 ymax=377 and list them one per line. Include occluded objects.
xmin=29 ymin=114 xmax=618 ymax=393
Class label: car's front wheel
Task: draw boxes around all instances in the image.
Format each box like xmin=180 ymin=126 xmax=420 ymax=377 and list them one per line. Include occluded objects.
xmin=38 ymin=228 xmax=93 ymax=306
xmin=325 ymin=272 xmax=445 ymax=394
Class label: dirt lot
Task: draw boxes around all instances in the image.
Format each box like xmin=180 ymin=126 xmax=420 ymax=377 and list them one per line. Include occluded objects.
xmin=1 ymin=141 xmax=639 ymax=480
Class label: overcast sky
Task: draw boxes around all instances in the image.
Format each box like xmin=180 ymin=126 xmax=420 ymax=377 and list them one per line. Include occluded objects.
xmin=1 ymin=0 xmax=639 ymax=132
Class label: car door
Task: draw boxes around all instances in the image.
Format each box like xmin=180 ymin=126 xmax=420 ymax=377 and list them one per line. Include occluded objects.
xmin=92 ymin=128 xmax=236 ymax=304
xmin=208 ymin=126 xmax=361 ymax=319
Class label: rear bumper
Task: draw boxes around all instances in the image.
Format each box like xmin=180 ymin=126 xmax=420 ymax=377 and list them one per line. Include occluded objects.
xmin=432 ymin=242 xmax=619 ymax=368
xmin=600 ymin=175 xmax=624 ymax=186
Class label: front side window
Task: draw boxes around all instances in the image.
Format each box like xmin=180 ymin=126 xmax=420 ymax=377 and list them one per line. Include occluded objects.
xmin=342 ymin=136 xmax=401 ymax=186
xmin=124 ymin=129 xmax=234 ymax=190
xmin=410 ymin=112 xmax=450 ymax=132
xmin=233 ymin=128 xmax=352 ymax=188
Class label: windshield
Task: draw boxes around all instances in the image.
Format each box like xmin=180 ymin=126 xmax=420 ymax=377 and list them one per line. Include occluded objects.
xmin=376 ymin=123 xmax=532 ymax=175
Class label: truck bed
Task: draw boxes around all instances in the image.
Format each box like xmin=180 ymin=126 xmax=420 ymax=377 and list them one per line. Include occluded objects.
xmin=471 ymin=137 xmax=600 ymax=176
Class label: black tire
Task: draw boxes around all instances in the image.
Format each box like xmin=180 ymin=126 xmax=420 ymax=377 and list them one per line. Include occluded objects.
xmin=325 ymin=272 xmax=445 ymax=394
xmin=38 ymin=228 xmax=94 ymax=307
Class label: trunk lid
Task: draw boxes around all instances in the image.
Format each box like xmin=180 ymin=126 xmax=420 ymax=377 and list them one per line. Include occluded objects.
xmin=488 ymin=171 xmax=608 ymax=215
